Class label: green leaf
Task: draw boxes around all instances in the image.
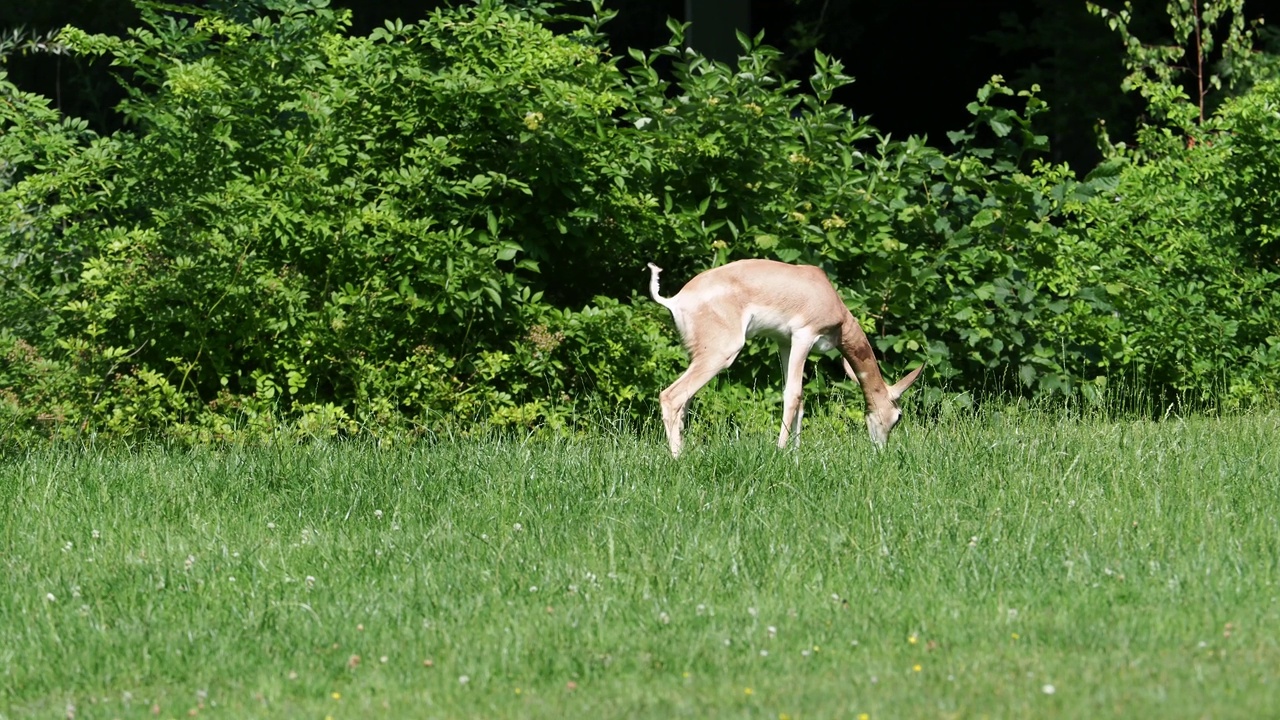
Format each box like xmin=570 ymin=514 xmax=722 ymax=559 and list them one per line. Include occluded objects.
xmin=971 ymin=208 xmax=999 ymax=228
xmin=1019 ymin=364 xmax=1037 ymax=387
xmin=495 ymin=243 xmax=520 ymax=262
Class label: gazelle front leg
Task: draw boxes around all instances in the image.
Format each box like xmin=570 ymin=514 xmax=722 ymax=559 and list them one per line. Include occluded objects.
xmin=777 ymin=333 xmax=814 ymax=449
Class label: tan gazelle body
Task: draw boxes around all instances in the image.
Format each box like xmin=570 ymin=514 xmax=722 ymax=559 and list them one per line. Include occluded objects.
xmin=648 ymin=259 xmax=923 ymax=457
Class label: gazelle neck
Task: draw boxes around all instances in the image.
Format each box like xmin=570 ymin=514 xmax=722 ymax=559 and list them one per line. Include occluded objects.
xmin=839 ymin=314 xmax=890 ymax=400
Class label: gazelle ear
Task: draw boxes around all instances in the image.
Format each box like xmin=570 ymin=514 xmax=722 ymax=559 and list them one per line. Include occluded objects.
xmin=887 ymin=364 xmax=924 ymax=402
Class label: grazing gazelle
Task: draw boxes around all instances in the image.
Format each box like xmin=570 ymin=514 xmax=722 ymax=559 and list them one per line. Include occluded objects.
xmin=647 ymin=259 xmax=923 ymax=457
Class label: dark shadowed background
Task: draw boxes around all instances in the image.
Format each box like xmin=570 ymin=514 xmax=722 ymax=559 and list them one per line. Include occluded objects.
xmin=2 ymin=0 xmax=1277 ymax=172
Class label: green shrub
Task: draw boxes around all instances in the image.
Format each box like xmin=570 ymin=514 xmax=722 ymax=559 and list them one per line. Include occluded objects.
xmin=1 ymin=0 xmax=1276 ymax=444
xmin=1048 ymin=79 xmax=1280 ymax=407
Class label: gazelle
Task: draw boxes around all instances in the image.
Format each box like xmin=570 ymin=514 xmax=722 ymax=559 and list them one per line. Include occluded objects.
xmin=647 ymin=259 xmax=923 ymax=457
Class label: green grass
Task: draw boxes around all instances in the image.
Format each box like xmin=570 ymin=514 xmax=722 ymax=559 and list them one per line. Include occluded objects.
xmin=3 ymin=408 xmax=1279 ymax=719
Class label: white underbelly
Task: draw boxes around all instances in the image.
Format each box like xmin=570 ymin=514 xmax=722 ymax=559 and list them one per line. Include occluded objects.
xmin=743 ymin=307 xmax=838 ymax=352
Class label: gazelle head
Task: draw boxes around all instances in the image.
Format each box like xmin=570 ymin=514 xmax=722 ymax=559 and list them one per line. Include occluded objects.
xmin=865 ymin=365 xmax=925 ymax=448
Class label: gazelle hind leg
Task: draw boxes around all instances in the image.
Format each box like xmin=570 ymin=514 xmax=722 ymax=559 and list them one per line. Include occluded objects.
xmin=660 ymin=349 xmax=741 ymax=457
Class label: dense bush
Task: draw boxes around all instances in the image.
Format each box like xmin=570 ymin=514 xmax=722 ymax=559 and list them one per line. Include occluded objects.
xmin=1047 ymin=78 xmax=1280 ymax=407
xmin=1 ymin=0 xmax=1277 ymax=443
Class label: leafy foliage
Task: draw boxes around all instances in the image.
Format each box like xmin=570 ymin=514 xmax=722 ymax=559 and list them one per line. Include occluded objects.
xmin=1 ymin=0 xmax=1277 ymax=443
xmin=1088 ymin=0 xmax=1256 ymax=128
xmin=1060 ymin=0 xmax=1280 ymax=406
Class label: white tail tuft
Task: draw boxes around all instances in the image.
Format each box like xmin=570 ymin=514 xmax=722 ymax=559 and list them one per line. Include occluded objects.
xmin=647 ymin=262 xmax=673 ymax=308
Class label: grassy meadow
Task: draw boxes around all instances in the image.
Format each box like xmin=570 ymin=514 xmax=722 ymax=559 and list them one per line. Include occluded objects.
xmin=2 ymin=407 xmax=1279 ymax=719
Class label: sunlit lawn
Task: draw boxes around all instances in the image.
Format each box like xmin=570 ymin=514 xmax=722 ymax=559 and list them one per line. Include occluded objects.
xmin=3 ymin=408 xmax=1278 ymax=718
